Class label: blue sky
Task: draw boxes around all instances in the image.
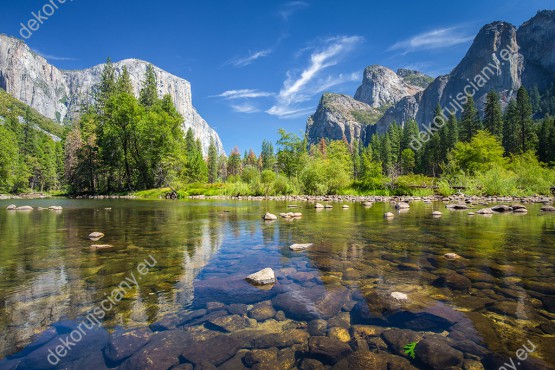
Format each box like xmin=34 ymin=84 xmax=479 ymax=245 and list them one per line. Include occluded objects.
xmin=0 ymin=0 xmax=553 ymax=153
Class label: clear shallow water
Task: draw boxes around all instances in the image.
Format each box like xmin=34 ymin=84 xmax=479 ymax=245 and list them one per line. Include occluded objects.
xmin=0 ymin=199 xmax=554 ymax=369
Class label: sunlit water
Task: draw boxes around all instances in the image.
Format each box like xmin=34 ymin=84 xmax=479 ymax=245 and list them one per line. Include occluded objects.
xmin=0 ymin=199 xmax=554 ymax=368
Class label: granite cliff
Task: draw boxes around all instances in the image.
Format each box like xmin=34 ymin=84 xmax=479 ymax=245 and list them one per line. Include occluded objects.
xmin=0 ymin=34 xmax=224 ymax=154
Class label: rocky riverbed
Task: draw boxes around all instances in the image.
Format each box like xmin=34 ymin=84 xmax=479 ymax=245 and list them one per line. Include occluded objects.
xmin=0 ymin=198 xmax=553 ymax=369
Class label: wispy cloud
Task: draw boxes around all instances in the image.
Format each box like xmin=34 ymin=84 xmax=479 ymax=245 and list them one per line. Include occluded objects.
xmin=279 ymin=1 xmax=309 ymax=21
xmin=388 ymin=27 xmax=474 ymax=54
xmin=212 ymin=89 xmax=274 ymax=99
xmin=34 ymin=49 xmax=76 ymax=61
xmin=226 ymin=49 xmax=272 ymax=68
xmin=231 ymin=103 xmax=260 ymax=114
xmin=267 ymin=35 xmax=364 ymax=118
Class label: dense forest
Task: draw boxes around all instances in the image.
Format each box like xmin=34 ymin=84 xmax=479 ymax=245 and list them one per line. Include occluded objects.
xmin=1 ymin=59 xmax=555 ymax=197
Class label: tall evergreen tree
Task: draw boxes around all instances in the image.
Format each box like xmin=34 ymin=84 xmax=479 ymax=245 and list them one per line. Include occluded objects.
xmin=483 ymin=90 xmax=503 ymax=141
xmin=207 ymin=137 xmax=218 ymax=183
xmin=515 ymin=86 xmax=536 ymax=153
xmin=116 ymin=66 xmax=134 ymax=94
xmin=459 ymin=95 xmax=482 ymax=142
xmin=260 ymin=140 xmax=276 ymax=170
xmin=537 ymin=117 xmax=555 ymax=164
xmin=96 ymin=57 xmax=116 ymax=111
xmin=139 ymin=64 xmax=158 ymax=107
xmin=502 ymin=99 xmax=519 ymax=155
xmin=446 ymin=113 xmax=459 ymax=151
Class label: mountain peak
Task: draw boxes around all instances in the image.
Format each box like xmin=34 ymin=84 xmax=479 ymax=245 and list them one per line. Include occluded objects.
xmin=354 ymin=65 xmax=428 ymax=109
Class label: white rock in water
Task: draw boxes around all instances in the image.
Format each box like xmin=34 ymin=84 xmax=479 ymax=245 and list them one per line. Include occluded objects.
xmin=314 ymin=203 xmax=325 ymax=208
xmin=89 ymin=232 xmax=105 ymax=240
xmin=16 ymin=206 xmax=33 ymax=211
xmin=391 ymin=292 xmax=408 ymax=300
xmin=444 ymin=253 xmax=460 ymax=260
xmin=384 ymin=212 xmax=394 ymax=218
xmin=432 ymin=211 xmax=443 ymax=216
xmin=263 ymin=212 xmax=278 ymax=220
xmin=293 ymin=213 xmax=303 ymax=217
xmin=289 ymin=243 xmax=313 ymax=251
xmin=90 ymin=244 xmax=113 ymax=250
xmin=477 ymin=208 xmax=494 ymax=214
xmin=6 ymin=204 xmax=16 ymax=210
xmin=245 ymin=268 xmax=275 ymax=285
xmin=395 ymin=202 xmax=410 ymax=209
xmin=49 ymin=206 xmax=63 ymax=210
xmin=342 ymin=205 xmax=349 ymax=209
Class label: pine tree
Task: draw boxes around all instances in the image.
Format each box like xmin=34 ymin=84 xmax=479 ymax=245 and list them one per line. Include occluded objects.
xmin=502 ymin=99 xmax=519 ymax=155
xmin=530 ymin=84 xmax=541 ymax=114
xmin=401 ymin=120 xmax=420 ymax=151
xmin=446 ymin=113 xmax=459 ymax=151
xmin=515 ymin=86 xmax=536 ymax=153
xmin=227 ymin=147 xmax=242 ymax=177
xmin=139 ymin=64 xmax=158 ymax=107
xmin=116 ymin=66 xmax=134 ymax=94
xmin=459 ymin=95 xmax=482 ymax=142
xmin=96 ymin=57 xmax=116 ymax=111
xmin=537 ymin=117 xmax=555 ymax=164
xmin=260 ymin=140 xmax=276 ymax=170
xmin=483 ymin=90 xmax=503 ymax=141
xmin=207 ymin=137 xmax=218 ymax=183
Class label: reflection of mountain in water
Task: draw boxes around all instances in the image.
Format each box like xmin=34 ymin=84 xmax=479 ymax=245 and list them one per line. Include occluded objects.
xmin=0 ymin=202 xmax=224 ymax=358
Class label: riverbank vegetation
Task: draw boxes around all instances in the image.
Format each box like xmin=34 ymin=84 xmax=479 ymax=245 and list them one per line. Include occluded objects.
xmin=1 ymin=59 xmax=554 ymax=197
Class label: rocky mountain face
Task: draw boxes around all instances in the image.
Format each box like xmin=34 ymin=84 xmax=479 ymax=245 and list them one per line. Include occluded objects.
xmin=306 ymin=66 xmax=430 ymax=145
xmin=306 ymin=93 xmax=380 ymax=145
xmin=306 ymin=10 xmax=555 ymax=143
xmin=0 ymin=34 xmax=224 ymax=155
xmin=354 ymin=65 xmax=426 ymax=108
xmin=373 ymin=10 xmax=555 ymax=136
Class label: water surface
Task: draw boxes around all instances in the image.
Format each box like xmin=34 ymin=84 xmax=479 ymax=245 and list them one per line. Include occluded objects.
xmin=0 ymin=199 xmax=554 ymax=369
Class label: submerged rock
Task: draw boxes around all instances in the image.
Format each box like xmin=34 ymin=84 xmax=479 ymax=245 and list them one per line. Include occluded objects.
xmin=89 ymin=244 xmax=114 ymax=250
xmin=49 ymin=206 xmax=63 ymax=210
xmin=331 ymin=350 xmax=388 ymax=370
xmin=390 ymin=292 xmax=408 ymax=300
xmin=314 ymin=203 xmax=325 ymax=209
xmin=433 ymin=273 xmax=472 ymax=291
xmin=248 ymin=301 xmax=276 ymax=321
xmin=541 ymin=205 xmax=555 ymax=212
xmin=415 ymin=338 xmax=463 ymax=370
xmin=384 ymin=212 xmax=394 ymax=218
xmin=272 ymin=285 xmax=350 ymax=321
xmin=208 ymin=314 xmax=255 ymax=332
xmin=180 ymin=335 xmax=242 ymax=366
xmin=89 ymin=232 xmax=105 ymax=240
xmin=105 ymin=328 xmax=152 ymax=363
xmin=308 ymin=336 xmax=352 ymax=364
xmin=444 ymin=253 xmax=460 ymax=260
xmin=6 ymin=204 xmax=16 ymax=210
xmin=395 ymin=202 xmax=410 ymax=209
xmin=245 ymin=268 xmax=276 ymax=285
xmin=432 ymin=211 xmax=443 ymax=216
xmin=262 ymin=213 xmax=278 ymax=220
xmin=289 ymin=243 xmax=313 ymax=251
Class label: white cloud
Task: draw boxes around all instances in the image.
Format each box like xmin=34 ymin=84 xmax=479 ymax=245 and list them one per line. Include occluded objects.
xmin=231 ymin=103 xmax=260 ymax=114
xmin=34 ymin=49 xmax=76 ymax=61
xmin=279 ymin=1 xmax=309 ymax=20
xmin=388 ymin=27 xmax=474 ymax=54
xmin=212 ymin=89 xmax=274 ymax=99
xmin=267 ymin=35 xmax=364 ymax=118
xmin=226 ymin=49 xmax=272 ymax=68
